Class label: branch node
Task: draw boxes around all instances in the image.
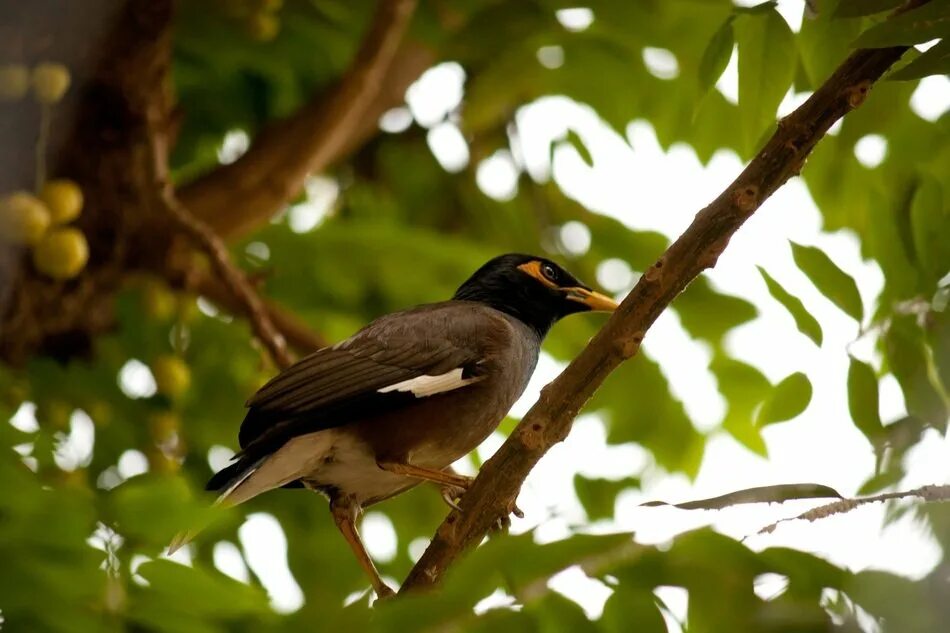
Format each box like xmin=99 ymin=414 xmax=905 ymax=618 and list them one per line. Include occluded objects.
xmin=846 ymin=80 xmax=872 ymax=109
xmin=518 ymin=421 xmax=546 ymax=450
xmin=644 ymin=256 xmax=666 ymax=282
xmin=616 ymin=332 xmax=644 ymax=359
xmin=733 ymin=185 xmax=759 ymax=214
xmin=700 ymin=243 xmax=727 ymax=270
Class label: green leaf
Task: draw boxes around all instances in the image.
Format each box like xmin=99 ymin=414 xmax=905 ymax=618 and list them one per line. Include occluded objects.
xmin=890 ymin=39 xmax=950 ymax=80
xmin=757 ymin=266 xmax=824 ymax=346
xmin=853 ymin=2 xmax=950 ymax=48
xmin=559 ymin=129 xmax=594 ymax=167
xmin=734 ymin=8 xmax=797 ymax=154
xmin=909 ymin=174 xmax=949 ymax=282
xmin=698 ymin=19 xmax=735 ymax=97
xmin=790 ymin=242 xmax=864 ymax=322
xmin=756 ymin=372 xmax=813 ymax=426
xmin=834 ymin=0 xmax=903 ymax=18
xmin=674 ymin=277 xmax=758 ymax=348
xmin=643 ymin=483 xmax=841 ymax=510
xmin=884 ymin=317 xmax=948 ymax=431
xmin=847 ymin=357 xmax=885 ymax=442
xmin=600 ymin=586 xmax=667 ymax=633
xmin=574 ymin=475 xmax=640 ymax=521
xmin=711 ymin=355 xmax=770 ymax=455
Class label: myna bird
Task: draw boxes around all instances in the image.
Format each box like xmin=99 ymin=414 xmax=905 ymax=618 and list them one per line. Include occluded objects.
xmin=169 ymin=253 xmax=617 ymax=597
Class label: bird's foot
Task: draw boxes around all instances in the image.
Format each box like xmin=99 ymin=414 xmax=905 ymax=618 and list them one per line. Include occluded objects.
xmin=489 ymin=497 xmax=525 ymax=533
xmin=439 ymin=478 xmax=473 ymax=512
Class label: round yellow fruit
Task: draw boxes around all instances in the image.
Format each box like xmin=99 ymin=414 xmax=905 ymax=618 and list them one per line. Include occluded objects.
xmin=152 ymin=355 xmax=191 ymax=398
xmin=0 ymin=64 xmax=29 ymax=101
xmin=39 ymin=179 xmax=83 ymax=224
xmin=0 ymin=191 xmax=51 ymax=245
xmin=33 ymin=227 xmax=89 ymax=280
xmin=248 ymin=12 xmax=279 ymax=41
xmin=32 ymin=62 xmax=71 ymax=104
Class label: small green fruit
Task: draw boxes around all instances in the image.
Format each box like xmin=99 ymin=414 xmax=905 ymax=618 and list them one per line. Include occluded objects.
xmin=152 ymin=355 xmax=191 ymax=398
xmin=32 ymin=62 xmax=71 ymax=104
xmin=33 ymin=227 xmax=89 ymax=280
xmin=39 ymin=179 xmax=83 ymax=224
xmin=0 ymin=64 xmax=30 ymax=101
xmin=0 ymin=191 xmax=51 ymax=245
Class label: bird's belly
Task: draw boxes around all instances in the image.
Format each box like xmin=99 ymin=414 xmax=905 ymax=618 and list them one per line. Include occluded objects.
xmin=303 ymin=429 xmax=416 ymax=505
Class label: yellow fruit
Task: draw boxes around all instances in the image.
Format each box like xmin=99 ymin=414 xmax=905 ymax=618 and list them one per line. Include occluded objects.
xmin=0 ymin=191 xmax=51 ymax=245
xmin=152 ymin=355 xmax=191 ymax=398
xmin=142 ymin=279 xmax=177 ymax=320
xmin=0 ymin=64 xmax=29 ymax=101
xmin=39 ymin=179 xmax=83 ymax=224
xmin=248 ymin=12 xmax=279 ymax=41
xmin=32 ymin=227 xmax=89 ymax=280
xmin=32 ymin=62 xmax=71 ymax=104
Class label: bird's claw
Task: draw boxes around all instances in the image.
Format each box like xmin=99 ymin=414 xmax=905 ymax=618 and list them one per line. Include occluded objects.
xmin=440 ymin=483 xmax=466 ymax=512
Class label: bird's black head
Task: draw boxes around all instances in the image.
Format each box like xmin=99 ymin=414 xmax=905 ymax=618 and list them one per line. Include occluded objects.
xmin=453 ymin=253 xmax=618 ymax=339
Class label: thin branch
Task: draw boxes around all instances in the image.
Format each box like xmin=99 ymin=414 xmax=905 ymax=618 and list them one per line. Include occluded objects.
xmin=148 ymin=112 xmax=294 ymax=370
xmin=758 ymin=484 xmax=950 ymax=534
xmin=178 ymin=0 xmax=420 ymax=242
xmin=190 ymin=272 xmax=326 ymax=354
xmin=400 ymin=3 xmax=931 ymax=592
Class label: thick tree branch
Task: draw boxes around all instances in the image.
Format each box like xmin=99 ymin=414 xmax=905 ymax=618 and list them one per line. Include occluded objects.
xmin=401 ymin=12 xmax=928 ymax=592
xmin=149 ymin=111 xmax=294 ymax=370
xmin=178 ymin=0 xmax=419 ymax=242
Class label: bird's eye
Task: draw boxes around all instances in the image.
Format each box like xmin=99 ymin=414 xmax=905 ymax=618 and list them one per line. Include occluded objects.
xmin=540 ymin=263 xmax=558 ymax=282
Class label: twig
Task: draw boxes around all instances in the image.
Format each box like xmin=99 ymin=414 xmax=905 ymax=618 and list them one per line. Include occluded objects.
xmin=190 ymin=272 xmax=326 ymax=353
xmin=758 ymin=484 xmax=950 ymax=534
xmin=178 ymin=0 xmax=419 ymax=241
xmin=400 ymin=1 xmax=931 ymax=593
xmin=148 ymin=112 xmax=294 ymax=370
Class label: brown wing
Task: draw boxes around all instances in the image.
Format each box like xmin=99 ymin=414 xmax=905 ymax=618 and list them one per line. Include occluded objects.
xmin=236 ymin=303 xmax=489 ymax=452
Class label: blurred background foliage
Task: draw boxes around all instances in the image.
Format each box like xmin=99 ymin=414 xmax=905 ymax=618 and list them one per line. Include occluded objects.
xmin=1 ymin=0 xmax=948 ymax=631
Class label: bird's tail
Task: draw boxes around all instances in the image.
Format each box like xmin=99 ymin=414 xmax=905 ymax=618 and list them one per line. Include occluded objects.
xmin=166 ymin=455 xmax=265 ymax=555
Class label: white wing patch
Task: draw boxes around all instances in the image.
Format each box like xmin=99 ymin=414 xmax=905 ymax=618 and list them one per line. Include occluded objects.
xmin=377 ymin=368 xmax=481 ymax=398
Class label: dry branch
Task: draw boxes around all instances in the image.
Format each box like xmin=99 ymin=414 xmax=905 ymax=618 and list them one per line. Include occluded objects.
xmin=401 ymin=5 xmax=930 ymax=592
xmin=758 ymin=484 xmax=950 ymax=534
xmin=178 ymin=0 xmax=419 ymax=242
xmin=190 ymin=273 xmax=326 ymax=354
xmin=148 ymin=112 xmax=294 ymax=370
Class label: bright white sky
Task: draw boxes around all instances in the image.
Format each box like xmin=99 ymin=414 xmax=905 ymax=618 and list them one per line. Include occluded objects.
xmin=12 ymin=3 xmax=948 ymax=627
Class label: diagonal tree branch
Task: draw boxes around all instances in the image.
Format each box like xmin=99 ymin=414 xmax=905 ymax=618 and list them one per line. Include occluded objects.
xmin=178 ymin=0 xmax=419 ymax=242
xmin=401 ymin=3 xmax=931 ymax=592
xmin=190 ymin=272 xmax=326 ymax=354
xmin=149 ymin=109 xmax=295 ymax=370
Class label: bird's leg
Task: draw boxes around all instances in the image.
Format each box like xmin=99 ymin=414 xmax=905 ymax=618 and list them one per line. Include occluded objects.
xmin=328 ymin=495 xmax=395 ymax=600
xmin=379 ymin=461 xmax=525 ymax=522
xmin=377 ymin=460 xmax=474 ymax=489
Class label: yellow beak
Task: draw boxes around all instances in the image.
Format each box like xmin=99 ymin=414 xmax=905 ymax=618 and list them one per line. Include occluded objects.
xmin=566 ymin=287 xmax=619 ymax=312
